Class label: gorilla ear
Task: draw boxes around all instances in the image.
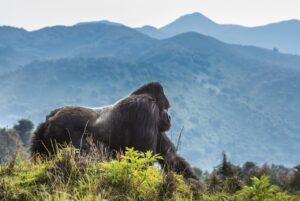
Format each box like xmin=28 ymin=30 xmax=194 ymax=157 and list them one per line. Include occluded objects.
xmin=131 ymin=82 xmax=163 ymax=96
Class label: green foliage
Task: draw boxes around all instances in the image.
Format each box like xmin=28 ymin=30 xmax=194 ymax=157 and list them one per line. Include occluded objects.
xmin=218 ymin=153 xmax=234 ymax=179
xmin=0 ymin=128 xmax=21 ymax=162
xmin=1 ymin=144 xmax=299 ymax=201
xmin=13 ymin=119 xmax=34 ymax=145
xmin=207 ymin=173 xmax=222 ymax=193
xmin=222 ymin=176 xmax=243 ymax=194
xmin=208 ymin=153 xmax=243 ymax=194
xmin=241 ymin=161 xmax=258 ymax=185
xmin=100 ymin=148 xmax=164 ymax=200
xmin=202 ymin=192 xmax=238 ymax=201
xmin=237 ymin=175 xmax=290 ymax=201
xmin=0 ymin=146 xmax=196 ymax=201
xmin=289 ymin=165 xmax=300 ymax=192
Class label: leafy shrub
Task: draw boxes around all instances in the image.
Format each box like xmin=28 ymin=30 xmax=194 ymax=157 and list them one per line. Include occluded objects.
xmin=222 ymin=176 xmax=243 ymax=194
xmin=237 ymin=175 xmax=290 ymax=201
xmin=206 ymin=173 xmax=222 ymax=193
xmin=100 ymin=148 xmax=163 ymax=200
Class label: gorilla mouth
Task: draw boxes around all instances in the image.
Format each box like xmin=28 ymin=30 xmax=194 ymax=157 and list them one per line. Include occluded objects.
xmin=159 ymin=118 xmax=171 ymax=132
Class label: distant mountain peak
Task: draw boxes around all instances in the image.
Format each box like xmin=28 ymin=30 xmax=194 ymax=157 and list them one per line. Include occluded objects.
xmin=160 ymin=12 xmax=216 ymax=35
xmin=138 ymin=25 xmax=159 ymax=30
xmin=182 ymin=12 xmax=215 ymax=21
xmin=170 ymin=12 xmax=216 ymax=26
xmin=75 ymin=20 xmax=123 ymax=27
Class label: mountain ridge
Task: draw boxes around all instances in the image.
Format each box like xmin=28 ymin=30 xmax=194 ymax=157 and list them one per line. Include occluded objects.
xmin=0 ymin=23 xmax=158 ymax=73
xmin=137 ymin=12 xmax=300 ymax=55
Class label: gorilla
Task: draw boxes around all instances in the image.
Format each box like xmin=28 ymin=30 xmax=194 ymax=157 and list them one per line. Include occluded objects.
xmin=30 ymin=82 xmax=198 ymax=179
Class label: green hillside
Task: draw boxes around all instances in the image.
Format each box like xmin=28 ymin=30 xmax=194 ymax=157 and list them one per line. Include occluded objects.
xmin=1 ymin=146 xmax=299 ymax=201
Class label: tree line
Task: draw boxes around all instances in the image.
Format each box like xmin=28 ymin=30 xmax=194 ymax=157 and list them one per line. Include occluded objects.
xmin=193 ymin=152 xmax=300 ymax=194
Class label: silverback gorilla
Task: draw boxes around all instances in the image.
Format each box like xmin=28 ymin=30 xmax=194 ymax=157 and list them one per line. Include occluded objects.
xmin=30 ymin=82 xmax=198 ymax=179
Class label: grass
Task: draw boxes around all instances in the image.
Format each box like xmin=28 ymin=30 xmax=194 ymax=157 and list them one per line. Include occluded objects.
xmin=0 ymin=146 xmax=299 ymax=201
xmin=0 ymin=146 xmax=197 ymax=201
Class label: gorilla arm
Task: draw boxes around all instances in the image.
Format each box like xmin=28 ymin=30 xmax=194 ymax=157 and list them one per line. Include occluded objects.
xmin=156 ymin=132 xmax=198 ymax=180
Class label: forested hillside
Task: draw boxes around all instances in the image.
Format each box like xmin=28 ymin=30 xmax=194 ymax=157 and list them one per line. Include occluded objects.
xmin=0 ymin=23 xmax=300 ymax=169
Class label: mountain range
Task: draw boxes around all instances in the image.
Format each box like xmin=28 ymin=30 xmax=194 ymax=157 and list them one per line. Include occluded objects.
xmin=137 ymin=12 xmax=300 ymax=55
xmin=0 ymin=16 xmax=300 ymax=170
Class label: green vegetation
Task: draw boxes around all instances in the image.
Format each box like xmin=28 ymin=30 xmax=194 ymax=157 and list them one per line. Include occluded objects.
xmin=1 ymin=147 xmax=299 ymax=201
xmin=0 ymin=119 xmax=33 ymax=163
xmin=290 ymin=166 xmax=300 ymax=192
xmin=1 ymin=121 xmax=300 ymax=200
xmin=237 ymin=175 xmax=290 ymax=201
xmin=13 ymin=119 xmax=34 ymax=145
xmin=0 ymin=127 xmax=21 ymax=163
xmin=0 ymin=147 xmax=196 ymax=201
xmin=203 ymin=153 xmax=300 ymax=197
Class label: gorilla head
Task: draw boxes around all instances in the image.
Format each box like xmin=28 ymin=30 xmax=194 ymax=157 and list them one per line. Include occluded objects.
xmin=131 ymin=82 xmax=171 ymax=132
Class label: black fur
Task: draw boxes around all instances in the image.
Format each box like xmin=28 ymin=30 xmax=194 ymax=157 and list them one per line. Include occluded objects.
xmin=157 ymin=132 xmax=198 ymax=180
xmin=30 ymin=82 xmax=197 ymax=179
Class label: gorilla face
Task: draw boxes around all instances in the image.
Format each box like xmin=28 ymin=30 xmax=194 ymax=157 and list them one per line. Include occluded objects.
xmin=131 ymin=82 xmax=171 ymax=132
xmin=159 ymin=109 xmax=171 ymax=132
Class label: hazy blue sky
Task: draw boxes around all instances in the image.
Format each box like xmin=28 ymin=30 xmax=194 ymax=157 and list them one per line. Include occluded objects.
xmin=1 ymin=0 xmax=300 ymax=30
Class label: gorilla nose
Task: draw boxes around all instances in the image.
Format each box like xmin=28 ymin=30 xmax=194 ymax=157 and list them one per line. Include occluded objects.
xmin=168 ymin=115 xmax=171 ymax=122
